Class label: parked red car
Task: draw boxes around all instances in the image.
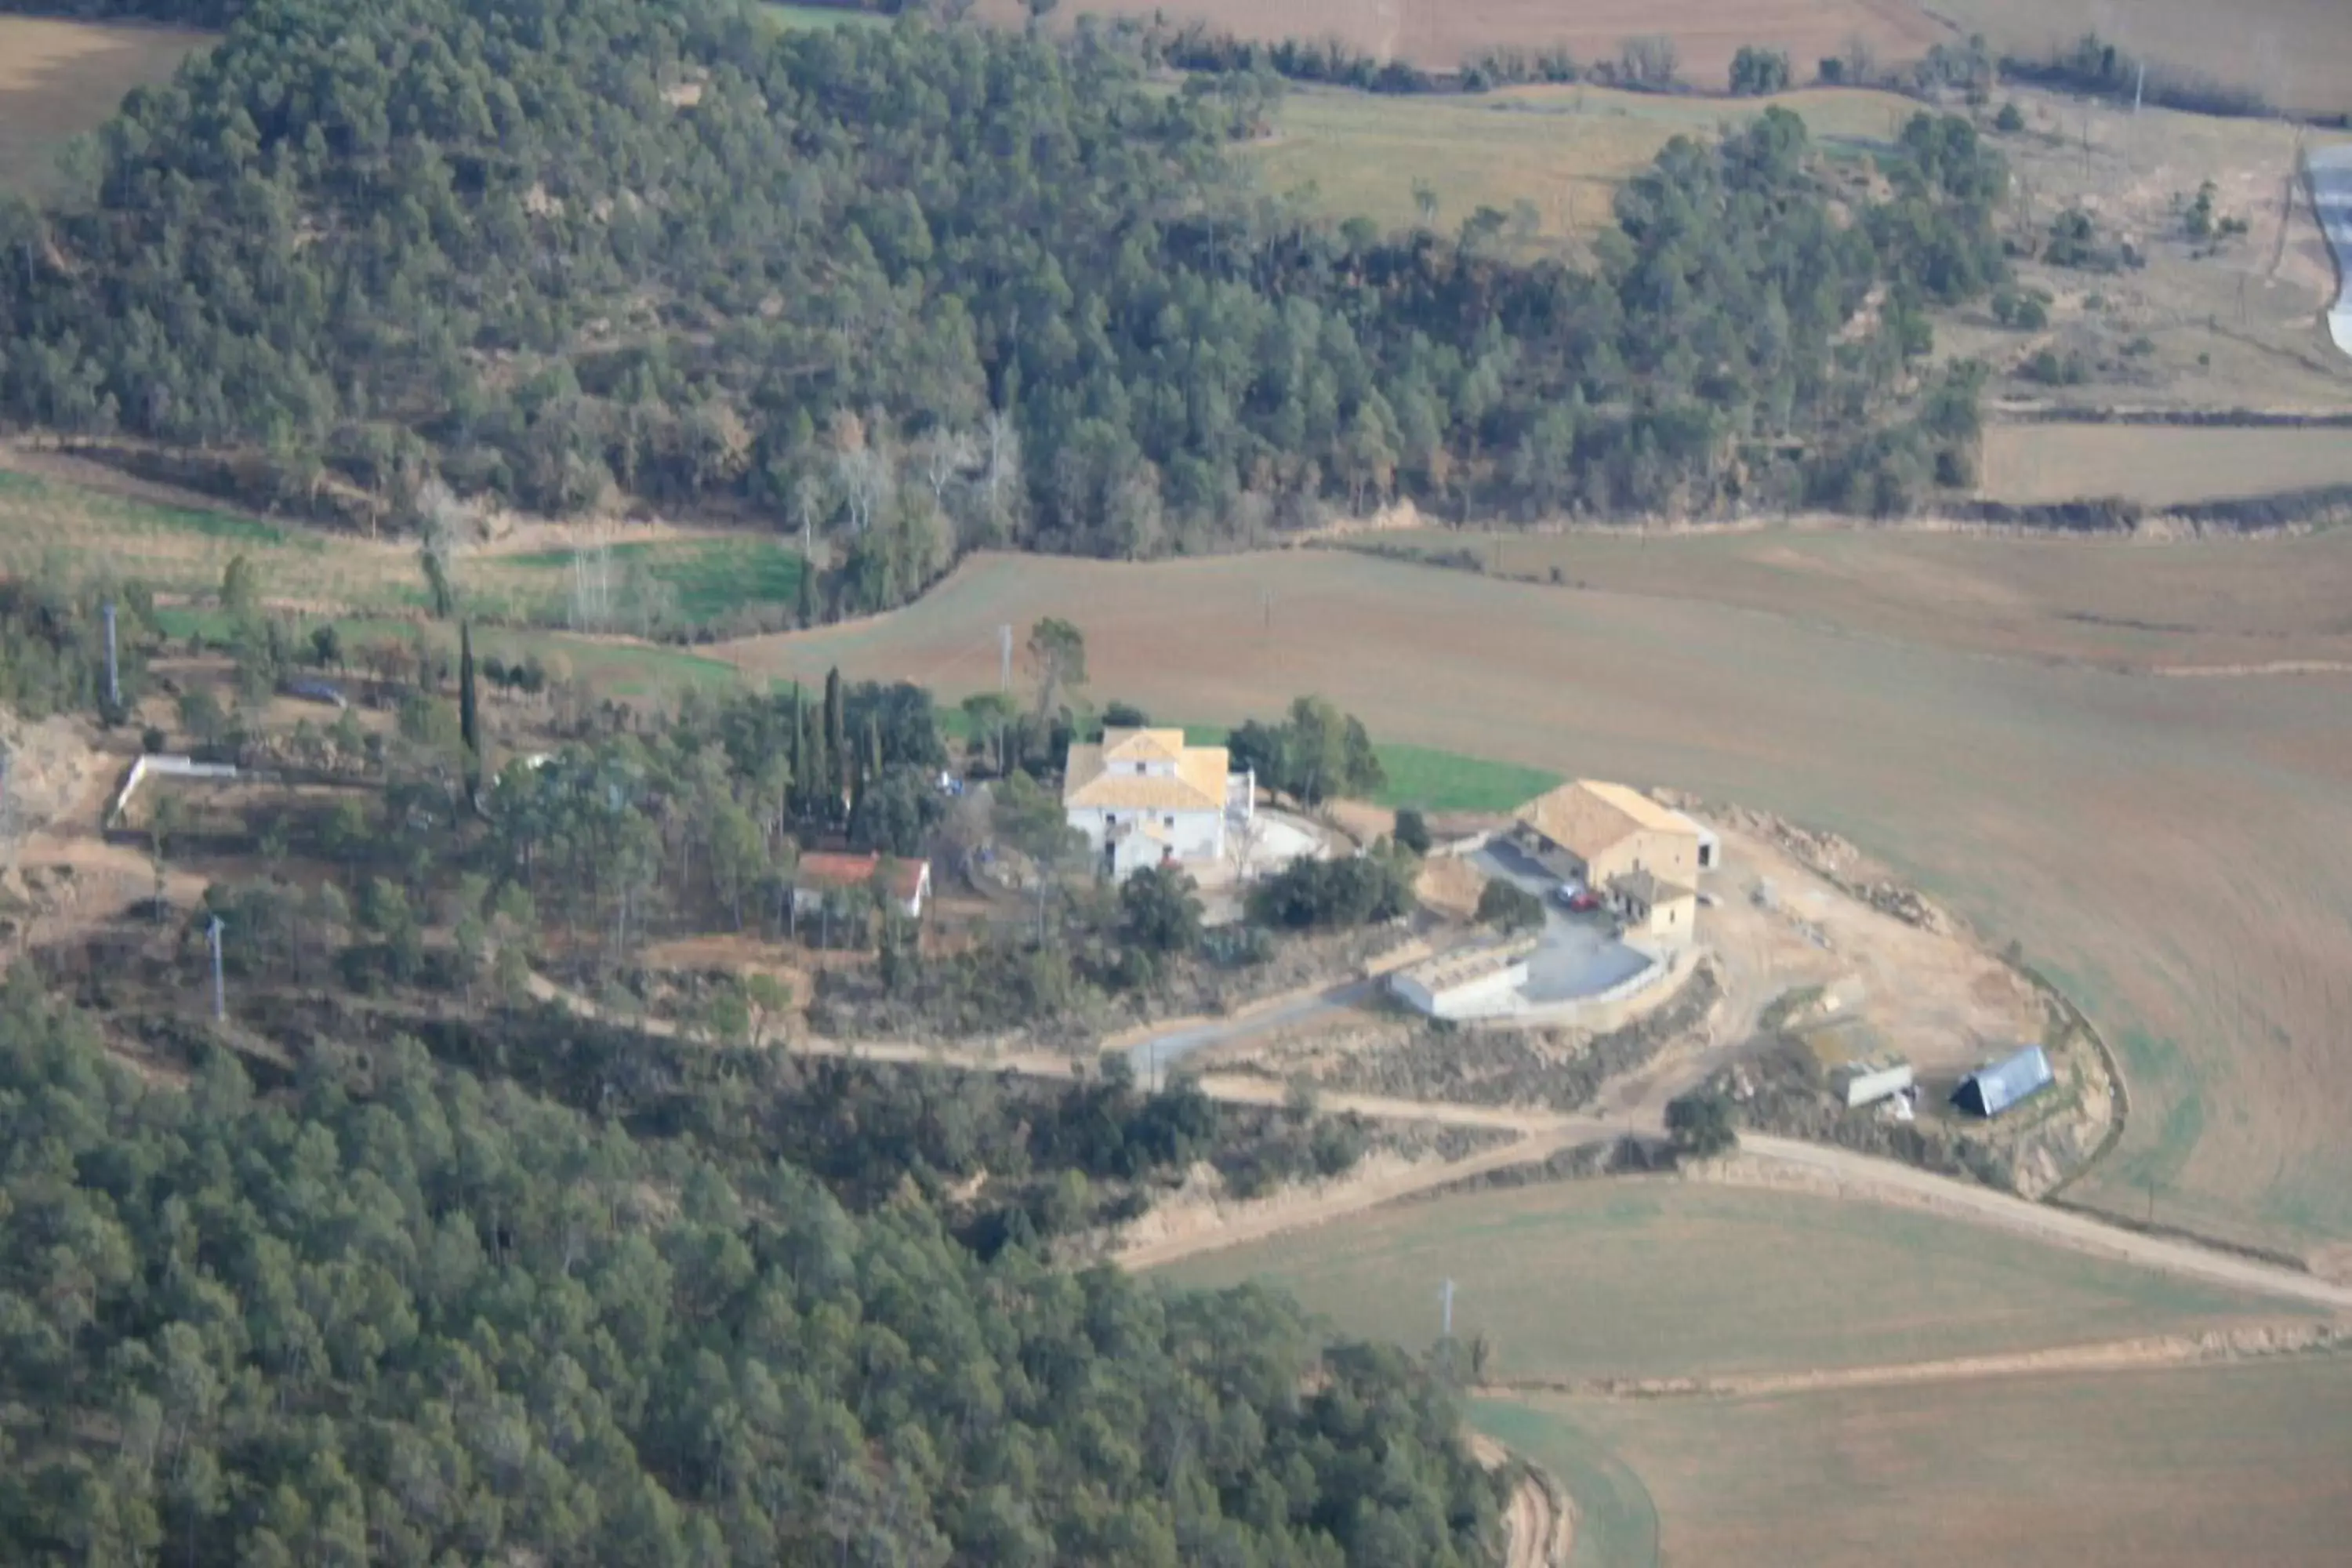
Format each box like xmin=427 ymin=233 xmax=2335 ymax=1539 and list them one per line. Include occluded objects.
xmin=1566 ymin=889 xmax=1603 ymax=913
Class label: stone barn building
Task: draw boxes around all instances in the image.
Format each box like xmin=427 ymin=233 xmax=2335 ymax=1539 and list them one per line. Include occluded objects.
xmin=1513 ymin=780 xmax=1709 ymax=888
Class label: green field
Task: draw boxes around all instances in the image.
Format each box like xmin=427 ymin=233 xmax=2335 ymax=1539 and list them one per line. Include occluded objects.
xmin=1367 ymin=742 xmax=1558 ymax=815
xmin=1164 ymin=1182 xmax=2311 ymax=1383
xmin=1172 ymin=724 xmax=1554 ymax=815
xmin=1478 ymin=1355 xmax=2352 ymax=1568
xmin=503 ymin=536 xmax=807 ymax=626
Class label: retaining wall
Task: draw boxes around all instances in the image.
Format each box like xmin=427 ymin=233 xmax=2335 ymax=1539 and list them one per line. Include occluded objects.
xmin=1503 ymin=942 xmax=1698 ymax=1033
xmin=107 ymin=755 xmax=239 ymax=825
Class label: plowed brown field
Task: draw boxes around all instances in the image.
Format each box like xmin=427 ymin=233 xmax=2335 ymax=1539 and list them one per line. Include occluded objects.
xmin=719 ymin=546 xmax=2352 ymax=1257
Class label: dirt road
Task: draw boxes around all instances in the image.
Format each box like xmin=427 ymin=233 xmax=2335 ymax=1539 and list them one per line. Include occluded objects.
xmin=524 ymin=974 xmax=2352 ymax=1315
xmin=1732 ymin=1134 xmax=2352 ymax=1312
xmin=1113 ymin=1123 xmax=1602 ymax=1272
xmin=1468 ymin=1432 xmax=1572 ymax=1568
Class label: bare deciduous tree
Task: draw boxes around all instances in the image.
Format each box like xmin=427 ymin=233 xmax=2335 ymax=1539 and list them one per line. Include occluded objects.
xmin=981 ymin=408 xmax=1021 ymax=521
xmin=834 ymin=447 xmax=893 ymax=534
xmin=913 ymin=426 xmax=978 ymax=507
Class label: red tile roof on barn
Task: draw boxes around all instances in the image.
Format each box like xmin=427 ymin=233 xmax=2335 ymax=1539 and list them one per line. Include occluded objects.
xmin=795 ymin=851 xmax=927 ymax=898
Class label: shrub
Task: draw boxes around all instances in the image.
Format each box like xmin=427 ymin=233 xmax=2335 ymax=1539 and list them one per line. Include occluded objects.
xmin=1665 ymin=1086 xmax=1739 ymax=1157
xmin=1392 ymin=808 xmax=1432 ymax=856
xmin=1992 ymin=287 xmax=2049 ymax=330
xmin=1729 ymin=45 xmax=1791 ymax=96
xmin=1250 ymin=851 xmax=1414 ymax=930
xmin=1475 ymin=879 xmax=1545 ymax=934
xmin=1993 ymin=100 xmax=2025 ymax=133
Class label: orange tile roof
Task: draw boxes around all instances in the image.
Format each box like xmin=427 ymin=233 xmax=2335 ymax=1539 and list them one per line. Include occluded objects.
xmin=1064 ymin=728 xmax=1229 ymax=813
xmin=796 ymin=851 xmax=927 ymax=898
xmin=1514 ymin=780 xmax=1697 ymax=861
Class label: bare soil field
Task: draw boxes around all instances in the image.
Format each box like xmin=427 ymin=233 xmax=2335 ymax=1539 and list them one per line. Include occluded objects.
xmin=1002 ymin=0 xmax=1943 ymax=89
xmin=1933 ymin=0 xmax=2352 ymax=117
xmin=1482 ymin=1352 xmax=2352 ymax=1567
xmin=1365 ymin=525 xmax=2352 ymax=670
xmin=1162 ymin=1181 xmax=2315 ymax=1384
xmin=0 ymin=18 xmax=211 ymax=194
xmin=717 ymin=549 xmax=2352 ymax=1255
xmin=1979 ymin=423 xmax=2352 ymax=504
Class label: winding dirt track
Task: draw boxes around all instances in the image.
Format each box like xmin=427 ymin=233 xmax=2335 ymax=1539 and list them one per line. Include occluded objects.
xmin=1468 ymin=1431 xmax=1573 ymax=1568
xmin=526 ymin=974 xmax=2352 ymax=1312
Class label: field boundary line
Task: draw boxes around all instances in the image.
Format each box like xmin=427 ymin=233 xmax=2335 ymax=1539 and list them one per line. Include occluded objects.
xmin=1475 ymin=1322 xmax=2352 ymax=1403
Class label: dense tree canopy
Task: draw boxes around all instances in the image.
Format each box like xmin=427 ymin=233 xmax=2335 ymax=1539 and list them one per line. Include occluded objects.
xmin=0 ymin=0 xmax=2006 ymax=561
xmin=0 ymin=977 xmax=1504 ymax=1565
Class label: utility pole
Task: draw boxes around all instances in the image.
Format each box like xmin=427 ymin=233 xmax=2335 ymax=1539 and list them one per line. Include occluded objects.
xmin=1440 ymin=1278 xmax=1455 ymax=1338
xmin=207 ymin=915 xmax=226 ymax=1022
xmin=997 ymin=623 xmax=1012 ymax=693
xmin=102 ymin=600 xmax=120 ymax=710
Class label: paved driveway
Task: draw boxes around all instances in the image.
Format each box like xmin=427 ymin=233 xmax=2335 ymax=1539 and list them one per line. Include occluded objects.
xmin=1469 ymin=839 xmax=1651 ymax=1004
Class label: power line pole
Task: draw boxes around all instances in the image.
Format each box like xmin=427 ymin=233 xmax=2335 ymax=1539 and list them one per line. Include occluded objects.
xmin=1440 ymin=1277 xmax=1455 ymax=1338
xmin=207 ymin=915 xmax=226 ymax=1022
xmin=998 ymin=623 xmax=1012 ymax=693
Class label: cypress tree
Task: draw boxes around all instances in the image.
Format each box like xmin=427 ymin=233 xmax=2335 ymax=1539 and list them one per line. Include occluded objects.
xmin=458 ymin=621 xmax=481 ymax=793
xmin=797 ymin=559 xmax=818 ymax=627
xmin=789 ymin=687 xmax=806 ymax=814
xmin=822 ymin=666 xmax=847 ymax=813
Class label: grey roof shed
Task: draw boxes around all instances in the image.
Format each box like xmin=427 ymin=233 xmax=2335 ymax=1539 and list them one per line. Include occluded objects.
xmin=1950 ymin=1045 xmax=2054 ymax=1118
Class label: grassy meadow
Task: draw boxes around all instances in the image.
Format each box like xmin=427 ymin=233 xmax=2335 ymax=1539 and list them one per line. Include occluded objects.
xmin=0 ymin=17 xmax=211 ymax=195
xmin=1163 ymin=1182 xmax=2314 ymax=1383
xmin=724 ymin=547 xmax=2352 ymax=1256
xmin=1248 ymin=83 xmax=1922 ymax=245
xmin=0 ymin=465 xmax=805 ymax=636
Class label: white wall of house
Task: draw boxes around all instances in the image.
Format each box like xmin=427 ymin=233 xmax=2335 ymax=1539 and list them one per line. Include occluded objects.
xmin=1068 ymin=806 xmax=1225 ymax=863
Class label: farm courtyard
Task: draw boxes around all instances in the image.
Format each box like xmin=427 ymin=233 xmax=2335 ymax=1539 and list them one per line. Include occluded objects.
xmin=730 ymin=545 xmax=2352 ymax=1261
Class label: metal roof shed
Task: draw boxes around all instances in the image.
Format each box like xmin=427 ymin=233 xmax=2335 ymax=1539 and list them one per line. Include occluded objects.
xmin=1950 ymin=1045 xmax=2055 ymax=1118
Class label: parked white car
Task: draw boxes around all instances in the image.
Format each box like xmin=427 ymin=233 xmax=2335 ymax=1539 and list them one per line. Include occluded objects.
xmin=1555 ymin=878 xmax=1586 ymax=905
